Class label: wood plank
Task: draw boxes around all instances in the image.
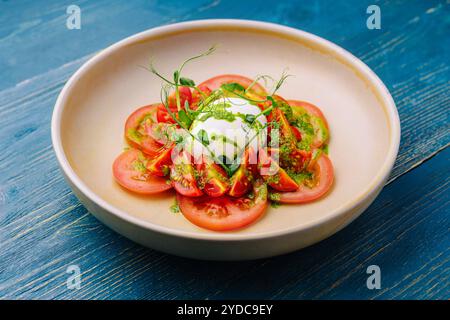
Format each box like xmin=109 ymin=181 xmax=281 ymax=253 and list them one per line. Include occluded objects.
xmin=1 ymin=140 xmax=448 ymax=299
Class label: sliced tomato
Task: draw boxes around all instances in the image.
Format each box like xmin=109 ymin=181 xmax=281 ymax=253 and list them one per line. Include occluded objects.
xmin=146 ymin=122 xmax=182 ymax=145
xmin=228 ymin=168 xmax=251 ymax=197
xmin=167 ymin=86 xmax=192 ymax=111
xmin=112 ymin=148 xmax=172 ymax=194
xmin=288 ymin=100 xmax=330 ymax=148
xmin=156 ymin=104 xmax=176 ymax=124
xmin=196 ymin=156 xmax=230 ymax=197
xmin=146 ymin=122 xmax=170 ymax=145
xmin=288 ymin=148 xmax=311 ymax=172
xmin=278 ymin=154 xmax=334 ymax=203
xmin=146 ymin=146 xmax=173 ymax=177
xmin=291 ymin=125 xmax=302 ymax=141
xmin=289 ymin=100 xmax=327 ymax=119
xmin=228 ymin=148 xmax=257 ymax=197
xmin=177 ymin=180 xmax=268 ymax=231
xmin=258 ymin=148 xmax=299 ymax=192
xmin=268 ymin=108 xmax=294 ymax=139
xmin=267 ymin=108 xmax=297 ymax=164
xmin=156 ymin=87 xmax=192 ymax=124
xmin=199 ymin=74 xmax=267 ymax=96
xmin=170 ymin=151 xmax=203 ymax=197
xmin=191 ymin=84 xmax=212 ymax=109
xmin=125 ymin=104 xmax=164 ymax=157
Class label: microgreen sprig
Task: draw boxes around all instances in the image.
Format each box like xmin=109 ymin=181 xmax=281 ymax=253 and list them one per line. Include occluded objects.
xmin=150 ymin=45 xmax=217 ymax=113
xmin=146 ymin=45 xmax=292 ymax=176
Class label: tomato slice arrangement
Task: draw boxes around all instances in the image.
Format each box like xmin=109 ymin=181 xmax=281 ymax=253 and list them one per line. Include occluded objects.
xmin=113 ymin=59 xmax=334 ymax=232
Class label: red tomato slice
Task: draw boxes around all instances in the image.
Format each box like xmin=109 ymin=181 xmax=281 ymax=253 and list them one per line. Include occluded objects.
xmin=287 ymin=100 xmax=330 ymax=148
xmin=191 ymin=84 xmax=212 ymax=109
xmin=269 ymin=108 xmax=294 ymax=136
xmin=228 ymin=148 xmax=257 ymax=197
xmin=278 ymin=154 xmax=334 ymax=203
xmin=199 ymin=74 xmax=267 ymax=96
xmin=125 ymin=104 xmax=164 ymax=157
xmin=178 ymin=181 xmax=268 ymax=231
xmin=167 ymin=86 xmax=192 ymax=111
xmin=170 ymin=151 xmax=203 ymax=197
xmin=157 ymin=86 xmax=193 ymax=124
xmin=196 ymin=156 xmax=230 ymax=197
xmin=228 ymin=167 xmax=251 ymax=197
xmin=156 ymin=104 xmax=176 ymax=124
xmin=291 ymin=125 xmax=302 ymax=141
xmin=258 ymin=148 xmax=299 ymax=192
xmin=113 ymin=149 xmax=172 ymax=194
xmin=288 ymin=148 xmax=311 ymax=172
xmin=146 ymin=146 xmax=173 ymax=177
xmin=288 ymin=100 xmax=327 ymax=120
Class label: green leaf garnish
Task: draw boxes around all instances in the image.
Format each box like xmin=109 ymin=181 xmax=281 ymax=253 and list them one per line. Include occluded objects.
xmin=245 ymin=114 xmax=256 ymax=123
xmin=180 ymin=77 xmax=195 ymax=86
xmin=173 ymin=70 xmax=180 ymax=83
xmin=178 ymin=109 xmax=192 ymax=128
xmin=220 ymin=155 xmax=232 ymax=166
xmin=221 ymin=82 xmax=245 ymax=93
xmin=197 ymin=129 xmax=209 ymax=145
xmin=266 ymin=96 xmax=277 ymax=108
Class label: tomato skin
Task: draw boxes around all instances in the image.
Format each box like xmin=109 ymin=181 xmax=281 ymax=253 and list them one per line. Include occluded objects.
xmin=177 ymin=180 xmax=268 ymax=231
xmin=146 ymin=147 xmax=173 ymax=177
xmin=125 ymin=104 xmax=164 ymax=157
xmin=196 ymin=156 xmax=230 ymax=197
xmin=170 ymin=151 xmax=203 ymax=197
xmin=258 ymin=148 xmax=299 ymax=192
xmin=113 ymin=149 xmax=172 ymax=194
xmin=199 ymin=74 xmax=267 ymax=96
xmin=278 ymin=154 xmax=334 ymax=203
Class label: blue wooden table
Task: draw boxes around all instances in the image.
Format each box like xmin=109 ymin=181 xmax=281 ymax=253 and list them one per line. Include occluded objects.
xmin=0 ymin=0 xmax=449 ymax=300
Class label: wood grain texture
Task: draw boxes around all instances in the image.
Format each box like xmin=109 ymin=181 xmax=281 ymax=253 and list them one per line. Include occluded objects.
xmin=0 ymin=0 xmax=449 ymax=299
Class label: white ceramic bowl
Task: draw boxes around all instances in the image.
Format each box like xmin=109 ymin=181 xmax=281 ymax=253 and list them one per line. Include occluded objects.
xmin=52 ymin=20 xmax=400 ymax=260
